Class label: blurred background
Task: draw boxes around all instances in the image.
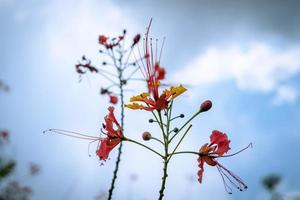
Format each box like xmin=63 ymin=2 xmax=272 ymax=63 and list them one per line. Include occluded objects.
xmin=1 ymin=0 xmax=300 ymax=199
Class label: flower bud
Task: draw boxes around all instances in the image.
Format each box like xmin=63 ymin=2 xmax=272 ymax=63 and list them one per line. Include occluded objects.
xmin=200 ymin=100 xmax=212 ymax=112
xmin=142 ymin=132 xmax=151 ymax=141
xmin=173 ymin=128 xmax=179 ymax=133
xmin=148 ymin=119 xmax=154 ymax=123
xmin=109 ymin=95 xmax=118 ymax=104
xmin=132 ymin=34 xmax=141 ymax=47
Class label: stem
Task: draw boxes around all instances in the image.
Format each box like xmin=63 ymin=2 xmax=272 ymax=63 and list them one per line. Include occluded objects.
xmin=169 ymin=151 xmax=200 ymax=156
xmin=123 ymin=138 xmax=163 ymax=158
xmin=107 ymin=69 xmax=125 ymax=200
xmin=158 ymin=158 xmax=168 ymax=200
xmin=168 ymin=124 xmax=192 ymax=162
xmin=157 ymin=107 xmax=170 ymax=200
xmin=169 ymin=110 xmax=201 ymax=144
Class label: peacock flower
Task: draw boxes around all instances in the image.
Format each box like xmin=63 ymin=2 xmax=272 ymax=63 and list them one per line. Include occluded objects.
xmin=126 ymin=19 xmax=179 ymax=112
xmin=96 ymin=106 xmax=123 ymax=161
xmin=125 ymin=84 xmax=186 ymax=111
xmin=197 ymin=130 xmax=248 ymax=194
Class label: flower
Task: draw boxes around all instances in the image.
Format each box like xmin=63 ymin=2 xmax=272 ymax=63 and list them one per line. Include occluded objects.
xmin=197 ymin=130 xmax=247 ymax=193
xmin=125 ymin=85 xmax=186 ymax=111
xmin=99 ymin=35 xmax=108 ymax=45
xmin=75 ymin=57 xmax=98 ymax=74
xmin=125 ymin=19 xmax=179 ymax=112
xmin=98 ymin=34 xmax=124 ymax=49
xmin=96 ymin=107 xmax=123 ymax=161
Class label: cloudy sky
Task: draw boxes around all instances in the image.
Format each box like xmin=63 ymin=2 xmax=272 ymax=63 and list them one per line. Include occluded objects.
xmin=1 ymin=0 xmax=300 ymax=199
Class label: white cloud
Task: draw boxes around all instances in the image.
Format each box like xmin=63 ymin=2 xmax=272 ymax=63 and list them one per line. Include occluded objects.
xmin=172 ymin=43 xmax=300 ymax=104
xmin=40 ymin=0 xmax=138 ymax=65
xmin=272 ymin=85 xmax=298 ymax=106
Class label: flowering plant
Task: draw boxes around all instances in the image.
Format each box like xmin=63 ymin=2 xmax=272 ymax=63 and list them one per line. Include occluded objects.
xmin=45 ymin=19 xmax=251 ymax=200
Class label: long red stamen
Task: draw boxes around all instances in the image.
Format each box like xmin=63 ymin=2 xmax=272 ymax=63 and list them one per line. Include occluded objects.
xmin=44 ymin=129 xmax=99 ymax=140
xmin=220 ymin=143 xmax=253 ymax=158
xmin=216 ymin=165 xmax=233 ymax=194
xmin=217 ymin=162 xmax=248 ymax=192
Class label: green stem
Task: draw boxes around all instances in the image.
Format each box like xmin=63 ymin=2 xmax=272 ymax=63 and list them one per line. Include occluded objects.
xmin=151 ymin=136 xmax=164 ymax=145
xmin=169 ymin=151 xmax=200 ymax=156
xmin=157 ymin=108 xmax=171 ymax=200
xmin=107 ymin=69 xmax=125 ymax=200
xmin=158 ymin=158 xmax=168 ymax=200
xmin=168 ymin=124 xmax=192 ymax=162
xmin=123 ymin=137 xmax=163 ymax=158
xmin=169 ymin=110 xmax=201 ymax=144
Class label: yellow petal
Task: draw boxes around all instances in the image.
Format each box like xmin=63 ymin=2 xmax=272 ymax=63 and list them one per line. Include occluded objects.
xmin=130 ymin=92 xmax=149 ymax=102
xmin=124 ymin=103 xmax=144 ymax=110
xmin=164 ymin=85 xmax=187 ymax=99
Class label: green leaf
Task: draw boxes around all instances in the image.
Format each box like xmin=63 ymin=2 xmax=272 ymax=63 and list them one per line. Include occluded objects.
xmin=0 ymin=161 xmax=16 ymax=179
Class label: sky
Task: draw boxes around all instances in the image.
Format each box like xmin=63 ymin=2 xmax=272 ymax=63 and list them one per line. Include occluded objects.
xmin=0 ymin=0 xmax=300 ymax=199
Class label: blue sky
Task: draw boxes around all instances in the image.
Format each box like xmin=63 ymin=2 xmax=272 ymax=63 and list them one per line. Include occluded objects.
xmin=0 ymin=0 xmax=300 ymax=199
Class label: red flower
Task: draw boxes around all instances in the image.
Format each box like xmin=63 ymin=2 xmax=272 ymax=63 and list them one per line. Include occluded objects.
xmin=98 ymin=34 xmax=124 ymax=49
xmin=75 ymin=57 xmax=98 ymax=74
xmin=109 ymin=95 xmax=118 ymax=104
xmin=198 ymin=130 xmax=248 ymax=193
xmin=99 ymin=35 xmax=108 ymax=45
xmin=125 ymin=20 xmax=186 ymax=111
xmin=96 ymin=107 xmax=123 ymax=161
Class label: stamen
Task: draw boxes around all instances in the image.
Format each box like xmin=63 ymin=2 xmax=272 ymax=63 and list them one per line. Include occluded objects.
xmin=217 ymin=162 xmax=248 ymax=190
xmin=43 ymin=129 xmax=99 ymax=140
xmin=218 ymin=165 xmax=242 ymax=191
xmin=88 ymin=139 xmax=100 ymax=157
xmin=159 ymin=37 xmax=165 ymax=63
xmin=155 ymin=39 xmax=158 ymax=64
xmin=220 ymin=143 xmax=253 ymax=158
xmin=150 ymin=38 xmax=154 ymax=72
xmin=216 ymin=165 xmax=233 ymax=194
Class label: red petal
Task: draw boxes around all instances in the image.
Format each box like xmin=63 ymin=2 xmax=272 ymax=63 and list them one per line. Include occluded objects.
xmin=96 ymin=138 xmax=120 ymax=161
xmin=214 ymin=140 xmax=231 ymax=156
xmin=210 ymin=130 xmax=231 ymax=156
xmin=210 ymin=130 xmax=228 ymax=144
xmin=197 ymin=158 xmax=205 ymax=183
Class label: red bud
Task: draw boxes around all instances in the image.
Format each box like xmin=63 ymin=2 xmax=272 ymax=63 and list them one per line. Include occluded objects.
xmin=200 ymin=100 xmax=212 ymax=112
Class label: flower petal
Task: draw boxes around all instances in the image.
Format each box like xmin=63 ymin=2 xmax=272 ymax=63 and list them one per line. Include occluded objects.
xmin=125 ymin=103 xmax=145 ymax=110
xmin=164 ymin=85 xmax=187 ymax=100
xmin=210 ymin=130 xmax=231 ymax=156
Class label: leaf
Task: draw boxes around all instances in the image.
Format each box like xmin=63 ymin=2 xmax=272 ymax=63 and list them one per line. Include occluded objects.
xmin=0 ymin=161 xmax=16 ymax=179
